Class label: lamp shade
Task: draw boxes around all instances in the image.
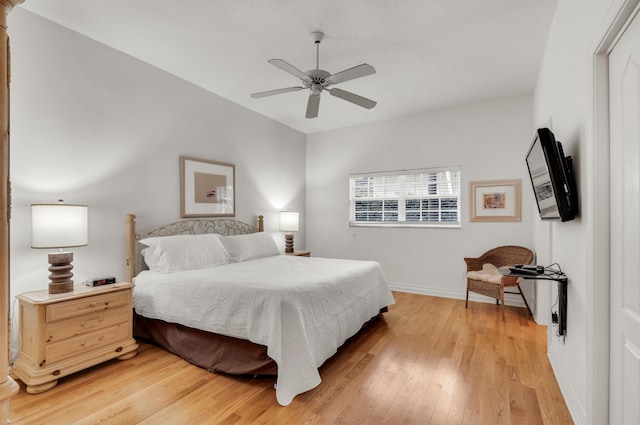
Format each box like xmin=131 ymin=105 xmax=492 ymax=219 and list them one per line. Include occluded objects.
xmin=279 ymin=211 xmax=299 ymax=232
xmin=31 ymin=202 xmax=88 ymax=249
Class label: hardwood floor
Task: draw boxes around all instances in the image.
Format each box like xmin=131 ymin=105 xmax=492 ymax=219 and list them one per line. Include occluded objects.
xmin=8 ymin=292 xmax=573 ymax=424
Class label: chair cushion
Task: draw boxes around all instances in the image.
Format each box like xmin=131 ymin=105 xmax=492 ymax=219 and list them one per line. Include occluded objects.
xmin=467 ymin=263 xmax=505 ymax=284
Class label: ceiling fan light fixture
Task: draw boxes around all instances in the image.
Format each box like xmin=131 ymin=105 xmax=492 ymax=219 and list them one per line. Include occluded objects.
xmin=311 ymin=83 xmax=323 ymax=95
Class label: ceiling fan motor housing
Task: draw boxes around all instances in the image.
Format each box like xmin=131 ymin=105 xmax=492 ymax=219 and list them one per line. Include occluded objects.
xmin=306 ymin=69 xmax=331 ymax=94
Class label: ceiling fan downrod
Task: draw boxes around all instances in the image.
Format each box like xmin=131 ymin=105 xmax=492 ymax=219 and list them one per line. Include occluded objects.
xmin=312 ymin=31 xmax=324 ymax=70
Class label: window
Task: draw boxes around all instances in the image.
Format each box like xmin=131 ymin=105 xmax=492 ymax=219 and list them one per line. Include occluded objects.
xmin=349 ymin=166 xmax=461 ymax=228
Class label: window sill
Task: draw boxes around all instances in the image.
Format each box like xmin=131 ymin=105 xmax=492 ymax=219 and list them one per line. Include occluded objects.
xmin=349 ymin=222 xmax=461 ymax=229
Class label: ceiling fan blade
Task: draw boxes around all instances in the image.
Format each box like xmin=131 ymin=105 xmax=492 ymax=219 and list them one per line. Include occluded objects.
xmin=250 ymin=87 xmax=305 ymax=98
xmin=326 ymin=64 xmax=376 ymax=85
xmin=268 ymin=59 xmax=311 ymax=83
xmin=329 ymin=88 xmax=376 ymax=109
xmin=306 ymin=94 xmax=321 ymax=119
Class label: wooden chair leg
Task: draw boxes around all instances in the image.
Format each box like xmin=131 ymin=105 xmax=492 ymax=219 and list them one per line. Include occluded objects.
xmin=500 ymin=287 xmax=505 ymax=321
xmin=517 ymin=283 xmax=533 ymax=317
xmin=465 ymin=287 xmax=469 ymax=308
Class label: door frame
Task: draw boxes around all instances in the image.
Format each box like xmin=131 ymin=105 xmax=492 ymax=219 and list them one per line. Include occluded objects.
xmin=588 ymin=1 xmax=640 ymax=424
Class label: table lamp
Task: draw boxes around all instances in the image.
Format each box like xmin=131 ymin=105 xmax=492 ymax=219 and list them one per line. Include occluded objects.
xmin=31 ymin=200 xmax=88 ymax=294
xmin=279 ymin=211 xmax=299 ymax=254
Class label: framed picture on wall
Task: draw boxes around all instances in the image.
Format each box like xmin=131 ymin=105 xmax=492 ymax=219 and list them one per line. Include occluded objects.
xmin=469 ymin=179 xmax=521 ymax=222
xmin=180 ymin=156 xmax=235 ymax=217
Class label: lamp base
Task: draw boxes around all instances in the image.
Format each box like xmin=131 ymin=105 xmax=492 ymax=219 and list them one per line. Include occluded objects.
xmin=48 ymin=252 xmax=75 ymax=294
xmin=284 ymin=234 xmax=294 ymax=254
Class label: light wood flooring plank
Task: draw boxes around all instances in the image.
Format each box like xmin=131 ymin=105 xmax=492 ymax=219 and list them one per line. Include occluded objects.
xmin=8 ymin=292 xmax=574 ymax=425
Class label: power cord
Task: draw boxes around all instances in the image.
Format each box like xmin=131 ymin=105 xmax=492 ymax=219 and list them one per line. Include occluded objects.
xmin=545 ymin=263 xmax=564 ymax=337
xmin=543 ymin=262 xmax=565 ymax=279
xmin=551 ymin=292 xmax=559 ymax=324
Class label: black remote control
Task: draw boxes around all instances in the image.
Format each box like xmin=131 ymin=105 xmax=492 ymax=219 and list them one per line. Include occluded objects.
xmin=509 ymin=267 xmax=539 ymax=275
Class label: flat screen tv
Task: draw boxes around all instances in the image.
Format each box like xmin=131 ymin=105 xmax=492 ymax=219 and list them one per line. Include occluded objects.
xmin=525 ymin=128 xmax=577 ymax=222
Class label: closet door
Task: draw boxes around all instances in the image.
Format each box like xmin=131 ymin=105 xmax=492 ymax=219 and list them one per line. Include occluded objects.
xmin=609 ymin=7 xmax=640 ymax=425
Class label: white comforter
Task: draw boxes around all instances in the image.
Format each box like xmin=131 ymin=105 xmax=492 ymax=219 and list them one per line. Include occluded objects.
xmin=133 ymin=255 xmax=395 ymax=405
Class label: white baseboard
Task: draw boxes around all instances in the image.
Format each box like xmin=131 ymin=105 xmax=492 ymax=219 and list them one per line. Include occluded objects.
xmin=548 ymin=340 xmax=585 ymax=425
xmin=388 ymin=282 xmax=530 ymax=309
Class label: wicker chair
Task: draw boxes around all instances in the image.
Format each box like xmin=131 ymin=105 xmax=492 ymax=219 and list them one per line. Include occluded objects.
xmin=464 ymin=245 xmax=534 ymax=318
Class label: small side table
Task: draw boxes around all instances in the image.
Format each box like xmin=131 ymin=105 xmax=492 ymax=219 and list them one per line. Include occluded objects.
xmin=499 ymin=266 xmax=568 ymax=338
xmin=286 ymin=250 xmax=311 ymax=257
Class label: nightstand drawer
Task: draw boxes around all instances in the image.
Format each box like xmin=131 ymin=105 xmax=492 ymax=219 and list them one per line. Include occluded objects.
xmin=46 ymin=291 xmax=130 ymax=322
xmin=46 ymin=305 xmax=130 ymax=343
xmin=46 ymin=322 xmax=130 ymax=364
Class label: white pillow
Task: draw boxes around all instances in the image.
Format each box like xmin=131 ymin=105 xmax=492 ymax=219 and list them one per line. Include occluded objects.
xmin=139 ymin=234 xmax=231 ymax=273
xmin=220 ymin=232 xmax=280 ymax=262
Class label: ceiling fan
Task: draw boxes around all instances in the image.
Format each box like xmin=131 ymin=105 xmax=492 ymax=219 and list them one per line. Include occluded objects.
xmin=250 ymin=32 xmax=377 ymax=119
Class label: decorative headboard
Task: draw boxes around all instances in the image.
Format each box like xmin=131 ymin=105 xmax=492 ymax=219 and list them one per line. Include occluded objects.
xmin=125 ymin=214 xmax=264 ymax=282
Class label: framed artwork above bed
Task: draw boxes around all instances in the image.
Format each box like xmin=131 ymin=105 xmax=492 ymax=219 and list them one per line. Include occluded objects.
xmin=180 ymin=156 xmax=235 ymax=217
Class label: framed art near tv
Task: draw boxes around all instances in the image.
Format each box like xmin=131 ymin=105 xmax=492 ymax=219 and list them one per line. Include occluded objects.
xmin=180 ymin=156 xmax=235 ymax=218
xmin=469 ymin=179 xmax=521 ymax=222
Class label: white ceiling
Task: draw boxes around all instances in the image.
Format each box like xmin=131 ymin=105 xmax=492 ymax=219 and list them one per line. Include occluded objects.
xmin=17 ymin=0 xmax=557 ymax=135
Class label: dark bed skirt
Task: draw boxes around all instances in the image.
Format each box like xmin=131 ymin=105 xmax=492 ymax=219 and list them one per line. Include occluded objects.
xmin=134 ymin=307 xmax=389 ymax=377
xmin=133 ymin=312 xmax=279 ymax=376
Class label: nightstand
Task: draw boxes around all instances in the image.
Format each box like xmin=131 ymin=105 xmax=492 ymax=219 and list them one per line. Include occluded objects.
xmin=11 ymin=282 xmax=138 ymax=394
xmin=287 ymin=250 xmax=311 ymax=257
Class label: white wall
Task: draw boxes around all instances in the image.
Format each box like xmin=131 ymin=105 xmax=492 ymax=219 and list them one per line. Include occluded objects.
xmin=9 ymin=4 xmax=621 ymax=424
xmin=306 ymin=95 xmax=535 ymax=305
xmin=533 ymin=0 xmax=620 ymax=424
xmin=8 ymin=10 xmax=306 ymax=302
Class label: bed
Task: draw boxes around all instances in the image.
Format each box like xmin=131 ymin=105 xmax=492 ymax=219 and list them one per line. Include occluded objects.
xmin=125 ymin=214 xmax=395 ymax=406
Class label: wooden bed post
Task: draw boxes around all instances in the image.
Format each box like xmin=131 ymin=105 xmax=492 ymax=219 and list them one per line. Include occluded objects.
xmin=0 ymin=1 xmax=24 ymax=421
xmin=125 ymin=214 xmax=136 ymax=283
xmin=257 ymin=215 xmax=264 ymax=232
